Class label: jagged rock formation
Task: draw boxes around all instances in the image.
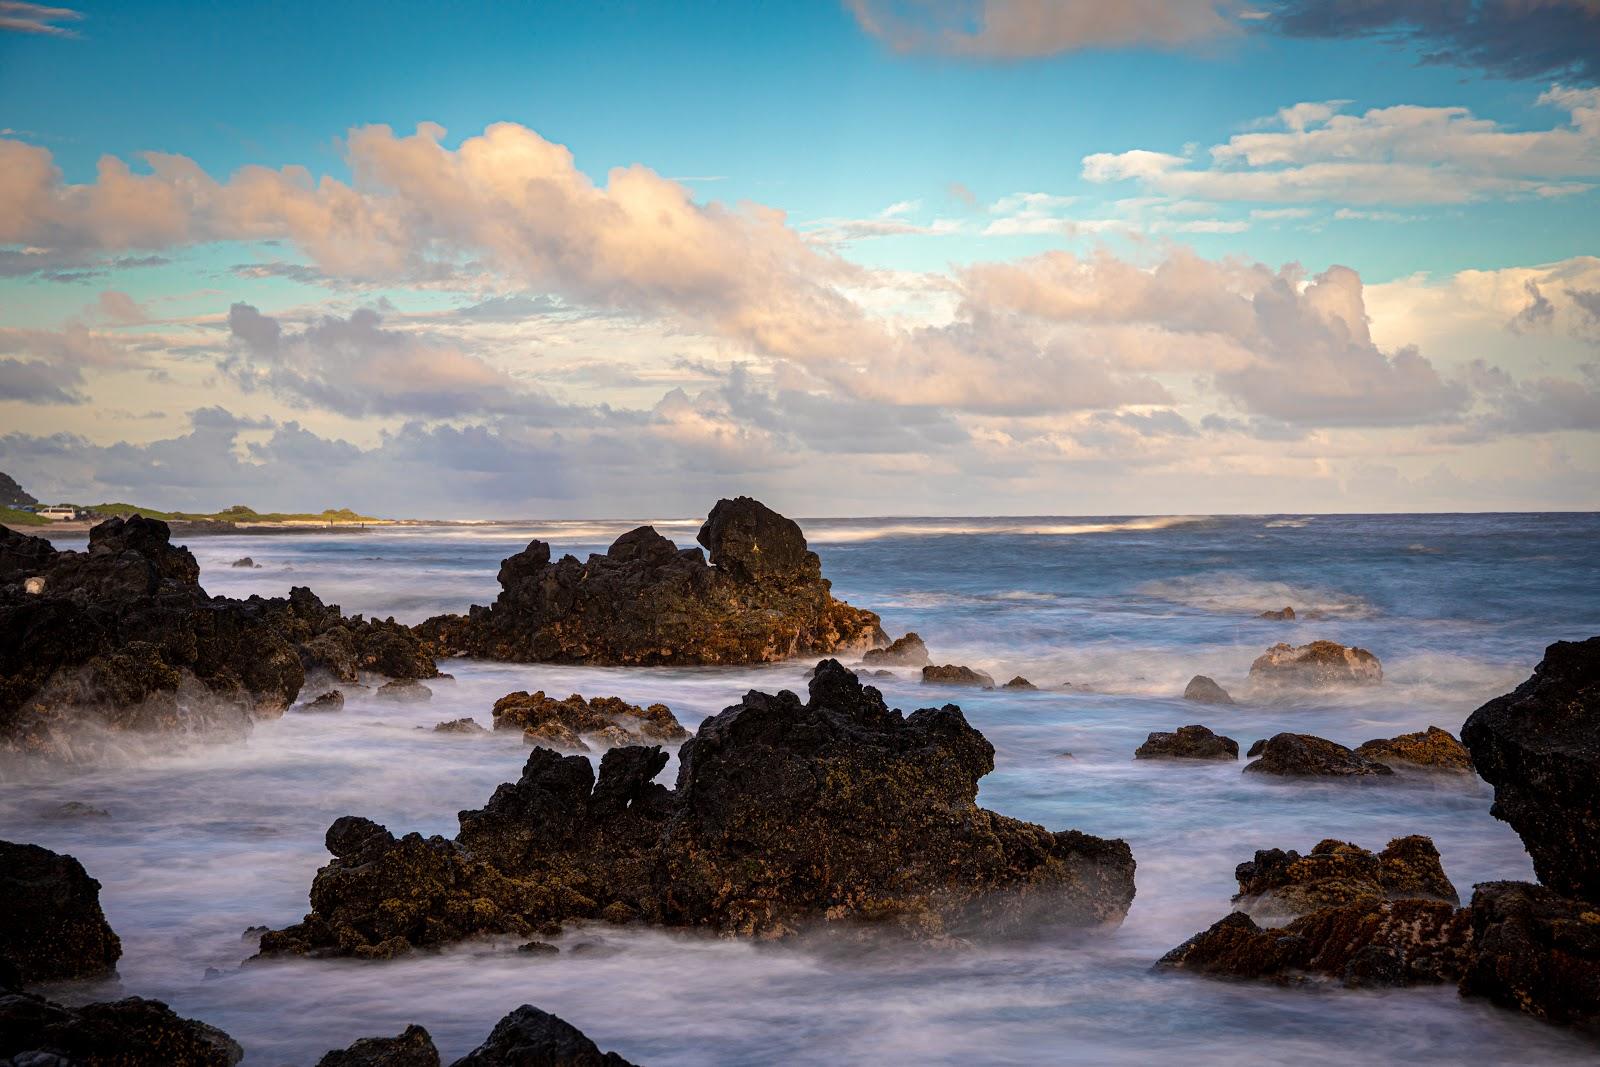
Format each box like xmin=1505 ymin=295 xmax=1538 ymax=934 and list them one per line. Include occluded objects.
xmin=491 ymin=691 xmax=689 ymax=752
xmin=1232 ymin=837 xmax=1458 ymax=920
xmin=0 ymin=992 xmax=242 ymax=1066
xmin=0 ymin=840 xmax=122 ymax=984
xmin=0 ymin=472 xmax=37 ymax=509
xmin=1259 ymin=606 xmax=1296 ymax=620
xmin=434 ymin=717 xmax=488 ymax=734
xmin=1001 ymin=676 xmax=1036 ymax=690
xmin=1183 ymin=675 xmax=1234 ymax=705
xmin=1134 ymin=724 xmax=1238 ymax=761
xmin=0 ymin=517 xmax=436 ymax=756
xmin=1460 ymin=881 xmax=1600 ymax=1029
xmin=862 ymin=632 xmax=930 ymax=667
xmin=257 ymin=661 xmax=1135 ymax=957
xmin=1355 ymin=726 xmax=1473 ymax=772
xmin=1243 ymin=733 xmax=1394 ymax=777
xmin=414 ymin=497 xmax=885 ymax=666
xmin=1248 ymin=640 xmax=1382 ymax=688
xmin=921 ymin=664 xmax=994 ymax=687
xmin=1461 ymin=637 xmax=1600 ymax=903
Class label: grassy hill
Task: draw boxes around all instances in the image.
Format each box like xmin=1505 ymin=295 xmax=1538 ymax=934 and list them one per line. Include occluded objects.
xmin=88 ymin=503 xmax=383 ymax=524
xmin=0 ymin=505 xmax=48 ymax=527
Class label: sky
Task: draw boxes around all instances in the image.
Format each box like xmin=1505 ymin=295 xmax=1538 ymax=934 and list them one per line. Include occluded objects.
xmin=1 ymin=0 xmax=1598 ymax=518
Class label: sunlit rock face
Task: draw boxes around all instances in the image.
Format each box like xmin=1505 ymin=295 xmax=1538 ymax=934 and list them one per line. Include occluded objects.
xmin=0 ymin=516 xmax=437 ymax=758
xmin=1248 ymin=640 xmax=1382 ymax=688
xmin=257 ymin=661 xmax=1136 ymax=957
xmin=414 ymin=497 xmax=886 ymax=666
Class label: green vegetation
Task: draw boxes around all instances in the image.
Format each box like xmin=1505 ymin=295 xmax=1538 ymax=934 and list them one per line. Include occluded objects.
xmin=88 ymin=502 xmax=177 ymax=520
xmin=0 ymin=505 xmax=48 ymax=527
xmin=85 ymin=503 xmax=383 ymax=525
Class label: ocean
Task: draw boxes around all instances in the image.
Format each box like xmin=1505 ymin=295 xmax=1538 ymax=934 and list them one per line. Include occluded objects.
xmin=7 ymin=512 xmax=1599 ymax=1064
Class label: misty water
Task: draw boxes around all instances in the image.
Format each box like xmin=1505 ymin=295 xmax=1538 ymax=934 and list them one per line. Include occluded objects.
xmin=7 ymin=513 xmax=1600 ymax=1064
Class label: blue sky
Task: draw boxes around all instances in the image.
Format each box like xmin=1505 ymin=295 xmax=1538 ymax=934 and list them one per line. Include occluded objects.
xmin=1 ymin=1 xmax=1598 ymax=516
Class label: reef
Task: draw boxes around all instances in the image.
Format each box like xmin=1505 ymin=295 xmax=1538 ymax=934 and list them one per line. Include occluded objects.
xmin=256 ymin=661 xmax=1135 ymax=957
xmin=413 ymin=497 xmax=885 ymax=666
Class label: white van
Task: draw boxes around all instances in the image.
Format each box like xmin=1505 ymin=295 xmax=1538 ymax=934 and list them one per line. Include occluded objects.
xmin=38 ymin=506 xmax=78 ymax=521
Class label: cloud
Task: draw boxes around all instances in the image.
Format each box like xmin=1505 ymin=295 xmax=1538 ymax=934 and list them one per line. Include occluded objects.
xmin=1459 ymin=360 xmax=1600 ymax=437
xmin=847 ymin=0 xmax=1244 ymax=58
xmin=1082 ymin=87 xmax=1600 ymax=204
xmin=0 ymin=1 xmax=81 ymax=36
xmin=1270 ymin=0 xmax=1600 ymax=86
xmin=0 ymin=324 xmax=129 ymax=404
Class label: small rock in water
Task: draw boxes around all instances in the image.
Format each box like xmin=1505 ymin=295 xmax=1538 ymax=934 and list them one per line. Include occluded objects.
xmin=493 ymin=690 xmax=688 ymax=751
xmin=1259 ymin=606 xmax=1296 ymax=620
xmin=375 ymin=679 xmax=432 ymax=703
xmin=868 ymin=669 xmax=895 ymax=678
xmin=1243 ymin=733 xmax=1394 ymax=777
xmin=1000 ymin=675 xmax=1036 ymax=690
xmin=454 ymin=1005 xmax=637 ymax=1067
xmin=433 ymin=717 xmax=488 ymax=735
xmin=862 ymin=632 xmax=931 ymax=667
xmin=1233 ymin=836 xmax=1459 ymax=919
xmin=517 ymin=940 xmax=560 ymax=956
xmin=302 ymin=690 xmax=345 ymax=712
xmin=1135 ymin=724 xmax=1238 ymax=761
xmin=921 ymin=663 xmax=995 ymax=687
xmin=1355 ymin=726 xmax=1473 ymax=772
xmin=1183 ymin=675 xmax=1235 ymax=705
xmin=1246 ymin=739 xmax=1266 ymax=757
xmin=316 ymin=1023 xmax=439 ymax=1067
xmin=1248 ymin=640 xmax=1382 ymax=688
xmin=0 ymin=840 xmax=123 ymax=984
xmin=230 ymin=556 xmax=259 ymax=569
xmin=39 ymin=800 xmax=111 ymax=819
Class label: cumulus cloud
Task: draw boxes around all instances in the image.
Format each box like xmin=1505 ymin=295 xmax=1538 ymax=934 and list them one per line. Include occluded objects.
xmin=1271 ymin=0 xmax=1600 ymax=86
xmin=1459 ymin=360 xmax=1600 ymax=438
xmin=847 ymin=0 xmax=1244 ymax=58
xmin=1083 ymin=87 xmax=1600 ymax=204
xmin=0 ymin=324 xmax=129 ymax=404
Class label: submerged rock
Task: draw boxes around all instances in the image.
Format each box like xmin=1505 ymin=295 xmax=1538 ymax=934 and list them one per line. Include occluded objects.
xmin=0 ymin=991 xmax=242 ymax=1066
xmin=230 ymin=557 xmax=258 ymax=569
xmin=434 ymin=717 xmax=488 ymax=735
xmin=257 ymin=661 xmax=1135 ymax=956
xmin=0 ymin=840 xmax=122 ymax=985
xmin=1460 ymin=880 xmax=1600 ymax=1029
xmin=1183 ymin=675 xmax=1234 ymax=705
xmin=921 ymin=664 xmax=995 ymax=688
xmin=0 ymin=517 xmax=437 ymax=757
xmin=1232 ymin=836 xmax=1458 ymax=919
xmin=862 ymin=632 xmax=930 ymax=667
xmin=491 ymin=691 xmax=688 ymax=750
xmin=1000 ymin=676 xmax=1037 ymax=690
xmin=414 ymin=497 xmax=885 ymax=666
xmin=1134 ymin=725 xmax=1238 ymax=761
xmin=1461 ymin=636 xmax=1600 ymax=904
xmin=1355 ymin=726 xmax=1473 ymax=772
xmin=301 ymin=690 xmax=345 ymax=713
xmin=1259 ymin=606 xmax=1296 ymax=620
xmin=376 ymin=679 xmax=432 ymax=703
xmin=1248 ymin=640 xmax=1382 ymax=688
xmin=1243 ymin=733 xmax=1394 ymax=778
xmin=317 ymin=1024 xmax=440 ymax=1067
xmin=452 ymin=1005 xmax=635 ymax=1067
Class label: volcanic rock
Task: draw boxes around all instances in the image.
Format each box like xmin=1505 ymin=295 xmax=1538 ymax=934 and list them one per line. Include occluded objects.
xmin=1183 ymin=675 xmax=1234 ymax=705
xmin=1243 ymin=733 xmax=1394 ymax=777
xmin=1461 ymin=637 xmax=1600 ymax=903
xmin=1000 ymin=676 xmax=1037 ymax=690
xmin=1232 ymin=836 xmax=1458 ymax=919
xmin=1355 ymin=726 xmax=1473 ymax=772
xmin=1248 ymin=640 xmax=1382 ymax=688
xmin=0 ymin=517 xmax=437 ymax=756
xmin=1259 ymin=606 xmax=1296 ymax=620
xmin=1135 ymin=725 xmax=1238 ymax=761
xmin=318 ymin=1024 xmax=440 ymax=1067
xmin=491 ymin=691 xmax=688 ymax=750
xmin=0 ymin=991 xmax=242 ymax=1066
xmin=0 ymin=840 xmax=122 ymax=985
xmin=862 ymin=633 xmax=930 ymax=667
xmin=434 ymin=717 xmax=488 ymax=735
xmin=256 ymin=661 xmax=1135 ymax=956
xmin=1459 ymin=880 xmax=1600 ymax=1029
xmin=921 ymin=664 xmax=995 ymax=688
xmin=414 ymin=497 xmax=885 ymax=666
xmin=230 ymin=557 xmax=257 ymax=569
xmin=452 ymin=1005 xmax=635 ymax=1067
xmin=376 ymin=679 xmax=432 ymax=703
xmin=302 ymin=690 xmax=345 ymax=713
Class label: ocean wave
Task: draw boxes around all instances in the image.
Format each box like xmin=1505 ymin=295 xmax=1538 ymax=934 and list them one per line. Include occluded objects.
xmin=1136 ymin=572 xmax=1376 ymax=618
xmin=802 ymin=515 xmax=1209 ymax=543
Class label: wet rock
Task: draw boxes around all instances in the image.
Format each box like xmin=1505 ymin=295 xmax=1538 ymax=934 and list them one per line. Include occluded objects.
xmin=434 ymin=717 xmax=488 ymax=735
xmin=230 ymin=557 xmax=258 ymax=569
xmin=491 ymin=691 xmax=688 ymax=749
xmin=39 ymin=800 xmax=110 ymax=820
xmin=1246 ymin=739 xmax=1265 ymax=757
xmin=1243 ymin=733 xmax=1394 ymax=778
xmin=517 ymin=941 xmax=560 ymax=956
xmin=1459 ymin=880 xmax=1600 ymax=1029
xmin=317 ymin=1024 xmax=440 ymax=1067
xmin=1461 ymin=637 xmax=1600 ymax=903
xmin=0 ymin=518 xmax=437 ymax=757
xmin=302 ymin=690 xmax=345 ymax=713
xmin=451 ymin=1005 xmax=635 ymax=1067
xmin=862 ymin=632 xmax=930 ymax=668
xmin=1248 ymin=640 xmax=1382 ymax=688
xmin=258 ymin=661 xmax=1135 ymax=955
xmin=921 ymin=664 xmax=995 ymax=688
xmin=868 ymin=669 xmax=895 ymax=678
xmin=1134 ymin=725 xmax=1238 ymax=761
xmin=1259 ymin=606 xmax=1296 ymax=620
xmin=376 ymin=679 xmax=432 ymax=703
xmin=1000 ymin=676 xmax=1037 ymax=690
xmin=414 ymin=497 xmax=886 ymax=666
xmin=0 ymin=840 xmax=122 ymax=985
xmin=1183 ymin=675 xmax=1234 ymax=705
xmin=1355 ymin=726 xmax=1473 ymax=772
xmin=0 ymin=991 xmax=242 ymax=1066
xmin=1232 ymin=836 xmax=1458 ymax=919
xmin=1157 ymin=898 xmax=1472 ymax=988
